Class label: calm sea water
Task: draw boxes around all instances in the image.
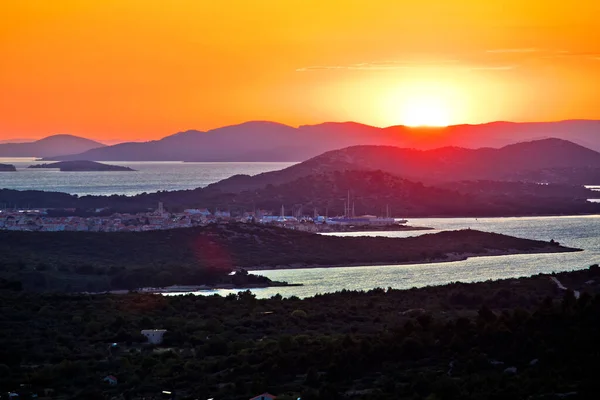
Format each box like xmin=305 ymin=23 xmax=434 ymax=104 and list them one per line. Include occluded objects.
xmin=169 ymin=215 xmax=600 ymax=299
xmin=0 ymin=158 xmax=295 ymax=196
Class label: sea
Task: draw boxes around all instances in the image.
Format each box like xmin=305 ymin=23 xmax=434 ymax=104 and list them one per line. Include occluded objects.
xmin=0 ymin=158 xmax=296 ymax=196
xmin=1 ymin=158 xmax=599 ymax=299
xmin=164 ymin=214 xmax=600 ymax=298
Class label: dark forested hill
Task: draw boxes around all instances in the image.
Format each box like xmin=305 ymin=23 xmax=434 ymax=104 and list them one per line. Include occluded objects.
xmin=209 ymin=170 xmax=600 ymax=217
xmin=0 ymin=224 xmax=577 ymax=291
xmin=1 ymin=265 xmax=599 ymax=400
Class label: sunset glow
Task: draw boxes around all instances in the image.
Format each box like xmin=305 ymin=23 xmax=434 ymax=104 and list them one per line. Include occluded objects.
xmin=401 ymin=96 xmax=451 ymax=127
xmin=1 ymin=0 xmax=600 ymax=141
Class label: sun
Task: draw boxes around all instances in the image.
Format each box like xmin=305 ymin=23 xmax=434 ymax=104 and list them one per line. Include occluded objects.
xmin=401 ymin=95 xmax=451 ymax=127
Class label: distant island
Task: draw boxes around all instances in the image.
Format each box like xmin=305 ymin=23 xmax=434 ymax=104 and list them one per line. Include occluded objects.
xmin=0 ymin=223 xmax=579 ymax=292
xmin=0 ymin=134 xmax=104 ymax=158
xmin=28 ymin=160 xmax=135 ymax=172
xmin=0 ymin=163 xmax=16 ymax=172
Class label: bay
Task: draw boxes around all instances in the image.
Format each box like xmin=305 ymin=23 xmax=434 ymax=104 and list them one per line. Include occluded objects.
xmin=168 ymin=215 xmax=600 ymax=299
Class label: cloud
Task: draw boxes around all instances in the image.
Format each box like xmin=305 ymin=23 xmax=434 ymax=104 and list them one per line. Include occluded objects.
xmin=296 ymin=59 xmax=459 ymax=72
xmin=485 ymin=48 xmax=540 ymax=53
xmin=468 ymin=65 xmax=517 ymax=71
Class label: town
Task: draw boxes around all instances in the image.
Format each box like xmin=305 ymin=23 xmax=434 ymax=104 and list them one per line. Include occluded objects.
xmin=0 ymin=202 xmax=408 ymax=233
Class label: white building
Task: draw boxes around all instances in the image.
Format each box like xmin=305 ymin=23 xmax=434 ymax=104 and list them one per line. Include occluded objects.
xmin=141 ymin=329 xmax=167 ymax=344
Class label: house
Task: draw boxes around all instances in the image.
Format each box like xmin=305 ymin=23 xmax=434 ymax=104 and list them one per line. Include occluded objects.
xmin=250 ymin=393 xmax=276 ymax=400
xmin=141 ymin=329 xmax=167 ymax=344
xmin=103 ymin=375 xmax=118 ymax=386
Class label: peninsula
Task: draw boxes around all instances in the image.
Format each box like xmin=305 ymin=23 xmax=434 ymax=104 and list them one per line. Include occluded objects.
xmin=28 ymin=160 xmax=135 ymax=172
xmin=0 ymin=163 xmax=16 ymax=172
xmin=0 ymin=223 xmax=579 ymax=292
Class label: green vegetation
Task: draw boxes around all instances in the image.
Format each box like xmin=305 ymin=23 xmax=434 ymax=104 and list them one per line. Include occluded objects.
xmin=0 ymin=265 xmax=599 ymax=399
xmin=0 ymin=224 xmax=576 ymax=291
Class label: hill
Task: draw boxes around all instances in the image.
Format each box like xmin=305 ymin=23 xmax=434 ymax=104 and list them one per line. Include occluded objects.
xmin=43 ymin=120 xmax=600 ymax=162
xmin=0 ymin=224 xmax=577 ymax=291
xmin=1 ymin=265 xmax=599 ymax=399
xmin=205 ymin=138 xmax=600 ymax=193
xmin=0 ymin=134 xmax=105 ymax=158
xmin=203 ymin=170 xmax=600 ymax=217
xmin=28 ymin=160 xmax=135 ymax=172
xmin=0 ymin=163 xmax=16 ymax=172
xmin=2 ymin=168 xmax=598 ymax=217
xmin=1 ymin=170 xmax=599 ymax=218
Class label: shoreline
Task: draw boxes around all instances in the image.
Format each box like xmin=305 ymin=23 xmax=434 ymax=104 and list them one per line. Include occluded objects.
xmin=88 ymin=282 xmax=304 ymax=295
xmin=314 ymin=225 xmax=434 ymax=233
xmin=246 ymin=245 xmax=583 ymax=272
xmin=81 ymin=245 xmax=583 ymax=295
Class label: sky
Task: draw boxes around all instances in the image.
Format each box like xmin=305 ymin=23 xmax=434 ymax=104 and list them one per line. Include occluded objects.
xmin=1 ymin=0 xmax=600 ymax=141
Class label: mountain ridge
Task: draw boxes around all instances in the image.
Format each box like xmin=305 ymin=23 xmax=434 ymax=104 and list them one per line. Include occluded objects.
xmin=0 ymin=135 xmax=105 ymax=158
xmin=42 ymin=120 xmax=600 ymax=162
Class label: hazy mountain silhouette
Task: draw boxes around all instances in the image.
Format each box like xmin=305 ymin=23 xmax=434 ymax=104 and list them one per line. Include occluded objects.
xmin=0 ymin=138 xmax=34 ymax=144
xmin=44 ymin=120 xmax=600 ymax=162
xmin=205 ymin=138 xmax=600 ymax=193
xmin=0 ymin=135 xmax=105 ymax=158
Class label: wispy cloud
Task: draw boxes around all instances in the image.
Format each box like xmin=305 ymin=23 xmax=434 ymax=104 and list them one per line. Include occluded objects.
xmin=468 ymin=65 xmax=517 ymax=71
xmin=485 ymin=48 xmax=540 ymax=54
xmin=296 ymin=59 xmax=459 ymax=72
xmin=297 ymin=60 xmax=516 ymax=73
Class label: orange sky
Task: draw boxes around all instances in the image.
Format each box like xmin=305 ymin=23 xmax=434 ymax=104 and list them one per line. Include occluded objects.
xmin=1 ymin=0 xmax=600 ymax=141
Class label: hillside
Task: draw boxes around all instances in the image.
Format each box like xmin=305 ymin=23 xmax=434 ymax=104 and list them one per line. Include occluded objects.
xmin=1 ymin=265 xmax=600 ymax=399
xmin=44 ymin=120 xmax=600 ymax=162
xmin=0 ymin=135 xmax=105 ymax=157
xmin=205 ymin=138 xmax=600 ymax=194
xmin=2 ymin=168 xmax=599 ymax=217
xmin=28 ymin=160 xmax=135 ymax=172
xmin=0 ymin=224 xmax=578 ymax=291
xmin=204 ymin=170 xmax=600 ymax=217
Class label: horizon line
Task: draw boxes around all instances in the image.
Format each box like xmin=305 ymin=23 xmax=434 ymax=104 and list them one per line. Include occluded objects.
xmin=2 ymin=118 xmax=599 ymax=144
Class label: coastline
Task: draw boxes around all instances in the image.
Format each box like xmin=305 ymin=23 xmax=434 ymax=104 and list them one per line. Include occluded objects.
xmin=314 ymin=224 xmax=434 ymax=233
xmin=88 ymin=282 xmax=304 ymax=295
xmin=246 ymin=245 xmax=582 ymax=271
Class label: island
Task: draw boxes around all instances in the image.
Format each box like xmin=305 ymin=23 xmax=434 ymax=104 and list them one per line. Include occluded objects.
xmin=0 ymin=223 xmax=579 ymax=292
xmin=28 ymin=160 xmax=135 ymax=172
xmin=0 ymin=163 xmax=16 ymax=172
